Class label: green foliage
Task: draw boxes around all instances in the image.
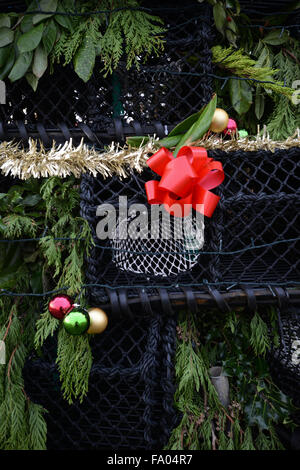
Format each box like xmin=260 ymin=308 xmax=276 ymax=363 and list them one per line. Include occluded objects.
xmin=0 ymin=299 xmax=47 ymax=450
xmin=126 ymin=95 xmax=217 ymax=151
xmin=210 ymin=0 xmax=240 ymax=46
xmin=34 ymin=308 xmax=59 ymax=349
xmin=209 ymin=1 xmax=300 ymax=136
xmin=56 ymin=328 xmax=93 ymax=404
xmin=174 ymin=95 xmax=217 ymax=155
xmin=212 ymin=45 xmax=295 ymax=118
xmin=0 ymin=0 xmax=165 ymax=88
xmin=250 ymin=312 xmax=270 ymax=356
xmin=0 ymin=175 xmax=94 ymax=448
xmin=100 ymin=2 xmax=165 ymax=74
xmin=267 ymin=50 xmax=300 ymax=139
xmin=28 ymin=402 xmax=48 ymax=450
xmin=166 ymin=308 xmax=296 ymax=450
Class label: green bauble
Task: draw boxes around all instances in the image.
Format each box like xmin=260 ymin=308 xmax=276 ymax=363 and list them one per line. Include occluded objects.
xmin=238 ymin=129 xmax=248 ymax=138
xmin=63 ymin=307 xmax=90 ymax=335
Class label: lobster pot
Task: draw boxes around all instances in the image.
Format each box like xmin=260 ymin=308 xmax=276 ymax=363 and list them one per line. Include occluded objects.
xmin=268 ymin=308 xmax=300 ymax=414
xmin=80 ymin=147 xmax=300 ymax=306
xmin=80 ymin=146 xmax=300 ymax=420
xmin=0 ymin=0 xmax=213 ymax=143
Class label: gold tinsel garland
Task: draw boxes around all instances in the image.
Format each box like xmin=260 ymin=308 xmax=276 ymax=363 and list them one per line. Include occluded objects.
xmin=0 ymin=128 xmax=299 ymax=180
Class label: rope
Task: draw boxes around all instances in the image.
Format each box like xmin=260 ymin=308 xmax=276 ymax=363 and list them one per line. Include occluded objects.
xmin=1 ymin=280 xmax=299 ymax=298
xmin=0 ymin=235 xmax=298 ymax=256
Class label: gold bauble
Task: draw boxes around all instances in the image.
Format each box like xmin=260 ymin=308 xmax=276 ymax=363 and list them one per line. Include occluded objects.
xmin=210 ymin=108 xmax=229 ymax=133
xmin=87 ymin=308 xmax=108 ymax=334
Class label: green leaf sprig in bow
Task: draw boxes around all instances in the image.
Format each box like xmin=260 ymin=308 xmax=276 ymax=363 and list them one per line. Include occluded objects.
xmin=127 ymin=94 xmax=217 ymax=153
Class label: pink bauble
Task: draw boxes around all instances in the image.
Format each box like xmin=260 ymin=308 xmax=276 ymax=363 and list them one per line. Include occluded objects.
xmin=224 ymin=118 xmax=237 ymax=135
xmin=48 ymin=295 xmax=74 ymax=320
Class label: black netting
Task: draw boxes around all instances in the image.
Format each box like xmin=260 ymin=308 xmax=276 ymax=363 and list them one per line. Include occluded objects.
xmin=24 ymin=311 xmax=178 ymax=450
xmin=0 ymin=174 xmax=20 ymax=192
xmin=0 ymin=1 xmax=213 ymax=139
xmin=239 ymin=0 xmax=297 ymax=14
xmin=267 ymin=308 xmax=300 ymax=425
xmin=0 ymin=64 xmax=113 ymax=130
xmin=79 ymin=147 xmax=300 ymax=419
xmin=80 ymin=147 xmax=300 ymax=305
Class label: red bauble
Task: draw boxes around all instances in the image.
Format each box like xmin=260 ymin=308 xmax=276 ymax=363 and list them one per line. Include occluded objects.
xmin=48 ymin=295 xmax=74 ymax=320
xmin=224 ymin=118 xmax=237 ymax=135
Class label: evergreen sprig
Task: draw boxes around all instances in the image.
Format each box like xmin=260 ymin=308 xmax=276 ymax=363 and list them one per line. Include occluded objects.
xmin=0 ymin=299 xmax=47 ymax=449
xmin=267 ymin=50 xmax=300 ymax=139
xmin=0 ymin=175 xmax=94 ymax=448
xmin=56 ymin=328 xmax=92 ymax=404
xmin=166 ymin=308 xmax=295 ymax=450
xmin=213 ymin=45 xmax=294 ymax=99
xmin=0 ymin=0 xmax=165 ymax=88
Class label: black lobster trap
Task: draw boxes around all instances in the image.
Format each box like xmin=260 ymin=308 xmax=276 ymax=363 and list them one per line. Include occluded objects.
xmin=0 ymin=0 xmax=299 ymax=450
xmin=23 ymin=312 xmax=178 ymax=450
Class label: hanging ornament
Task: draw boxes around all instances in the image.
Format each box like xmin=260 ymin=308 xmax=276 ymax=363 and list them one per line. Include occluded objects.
xmin=209 ymin=108 xmax=229 ymax=133
xmin=87 ymin=308 xmax=108 ymax=334
xmin=224 ymin=118 xmax=237 ymax=135
xmin=63 ymin=306 xmax=90 ymax=335
xmin=48 ymin=294 xmax=74 ymax=319
xmin=238 ymin=129 xmax=249 ymax=138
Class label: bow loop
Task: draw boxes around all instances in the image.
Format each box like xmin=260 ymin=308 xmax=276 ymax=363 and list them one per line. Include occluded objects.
xmin=146 ymin=147 xmax=173 ymax=176
xmin=145 ymin=146 xmax=224 ymax=218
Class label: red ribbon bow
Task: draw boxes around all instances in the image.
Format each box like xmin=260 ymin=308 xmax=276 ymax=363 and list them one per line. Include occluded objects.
xmin=145 ymin=146 xmax=224 ymax=218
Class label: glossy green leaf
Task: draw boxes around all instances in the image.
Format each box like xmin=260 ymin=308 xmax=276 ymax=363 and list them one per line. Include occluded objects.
xmin=229 ymin=79 xmax=252 ymax=115
xmin=158 ymin=134 xmax=183 ymax=149
xmin=26 ymin=72 xmax=38 ymax=91
xmin=8 ymin=51 xmax=33 ymax=82
xmin=55 ymin=3 xmax=74 ymax=31
xmin=0 ymin=44 xmax=11 ymax=68
xmin=21 ymin=195 xmax=42 ymax=206
xmin=42 ymin=19 xmax=57 ymax=54
xmin=17 ymin=23 xmax=44 ymax=53
xmin=255 ymin=46 xmax=268 ymax=68
xmin=33 ymin=44 xmax=48 ymax=78
xmin=21 ymin=15 xmax=33 ymax=33
xmin=74 ymin=35 xmax=95 ymax=82
xmin=20 ymin=1 xmax=36 ymax=33
xmin=174 ymin=94 xmax=217 ymax=156
xmin=126 ymin=134 xmax=184 ymax=150
xmin=255 ymin=87 xmax=265 ymax=120
xmin=263 ymin=30 xmax=290 ymax=46
xmin=126 ymin=136 xmax=150 ymax=148
xmin=213 ymin=3 xmax=227 ymax=36
xmin=0 ymin=27 xmax=14 ymax=47
xmin=226 ymin=19 xmax=237 ymax=46
xmin=32 ymin=0 xmax=58 ymax=24
xmin=0 ymin=14 xmax=11 ymax=28
xmin=226 ymin=28 xmax=237 ymax=47
xmin=0 ymin=46 xmax=15 ymax=80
